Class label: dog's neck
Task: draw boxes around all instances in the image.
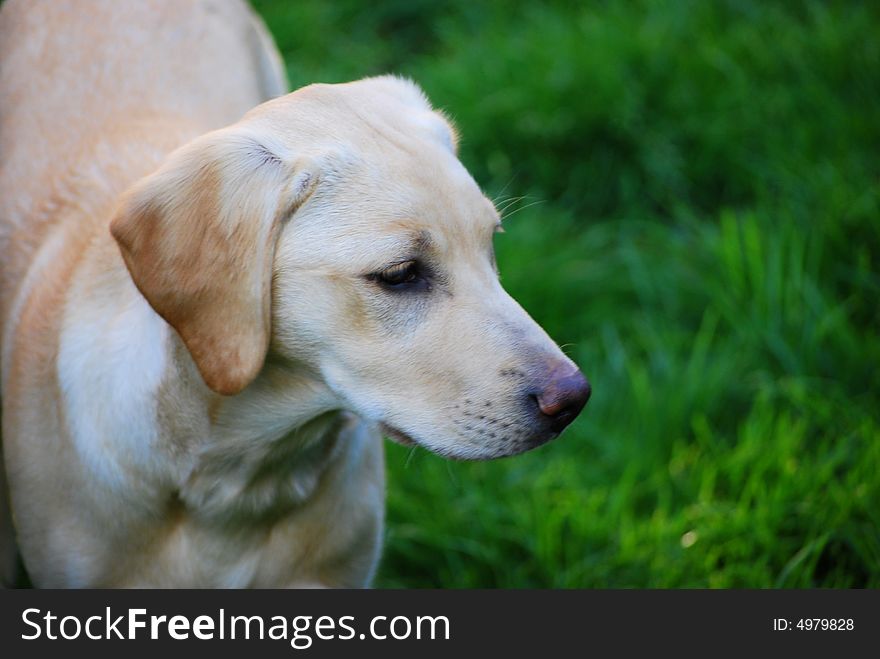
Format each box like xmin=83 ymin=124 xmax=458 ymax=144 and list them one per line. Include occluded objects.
xmin=178 ymin=353 xmax=357 ymax=523
xmin=209 ymin=355 xmax=340 ymax=449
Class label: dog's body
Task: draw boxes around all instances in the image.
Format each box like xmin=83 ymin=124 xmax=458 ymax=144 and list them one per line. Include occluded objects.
xmin=0 ymin=0 xmax=589 ymax=588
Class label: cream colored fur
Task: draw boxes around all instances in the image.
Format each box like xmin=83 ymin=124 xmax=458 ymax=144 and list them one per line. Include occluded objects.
xmin=0 ymin=0 xmax=581 ymax=587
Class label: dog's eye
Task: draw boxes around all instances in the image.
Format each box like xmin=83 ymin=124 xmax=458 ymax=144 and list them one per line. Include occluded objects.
xmin=376 ymin=260 xmax=419 ymax=287
xmin=368 ymin=260 xmax=430 ymax=292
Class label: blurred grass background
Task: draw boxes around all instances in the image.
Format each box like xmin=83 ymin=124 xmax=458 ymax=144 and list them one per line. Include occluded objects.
xmin=252 ymin=0 xmax=880 ymax=587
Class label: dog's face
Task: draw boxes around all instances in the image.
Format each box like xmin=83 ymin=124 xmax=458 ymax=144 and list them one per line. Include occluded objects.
xmin=112 ymin=76 xmax=590 ymax=460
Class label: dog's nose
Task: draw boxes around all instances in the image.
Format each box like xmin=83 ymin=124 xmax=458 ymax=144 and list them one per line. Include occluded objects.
xmin=534 ymin=365 xmax=591 ymax=433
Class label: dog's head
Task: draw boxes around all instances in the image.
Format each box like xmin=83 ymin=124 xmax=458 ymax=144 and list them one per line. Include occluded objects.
xmin=111 ymin=76 xmax=590 ymax=459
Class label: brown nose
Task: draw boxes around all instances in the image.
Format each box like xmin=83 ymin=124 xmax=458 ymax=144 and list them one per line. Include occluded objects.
xmin=535 ymin=366 xmax=591 ymax=433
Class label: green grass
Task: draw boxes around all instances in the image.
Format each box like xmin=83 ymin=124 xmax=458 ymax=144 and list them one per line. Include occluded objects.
xmin=252 ymin=0 xmax=880 ymax=587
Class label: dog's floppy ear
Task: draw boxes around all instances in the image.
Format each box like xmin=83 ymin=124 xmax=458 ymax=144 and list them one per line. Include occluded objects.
xmin=110 ymin=126 xmax=316 ymax=395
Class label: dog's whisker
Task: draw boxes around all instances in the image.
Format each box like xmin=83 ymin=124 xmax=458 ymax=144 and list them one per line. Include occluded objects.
xmin=495 ymin=195 xmax=530 ymax=216
xmin=500 ymin=198 xmax=546 ymax=221
xmin=489 ymin=175 xmax=519 ymax=207
xmin=492 ymin=194 xmax=524 ymax=212
xmin=558 ymin=342 xmax=580 ymax=357
xmin=404 ymin=445 xmax=420 ymax=468
xmin=444 ymin=459 xmax=460 ymax=486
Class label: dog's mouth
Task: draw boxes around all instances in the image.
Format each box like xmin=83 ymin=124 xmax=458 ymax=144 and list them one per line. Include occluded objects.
xmin=379 ymin=422 xmax=418 ymax=447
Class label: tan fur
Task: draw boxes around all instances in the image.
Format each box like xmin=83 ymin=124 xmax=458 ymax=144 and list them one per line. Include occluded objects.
xmin=0 ymin=0 xmax=583 ymax=588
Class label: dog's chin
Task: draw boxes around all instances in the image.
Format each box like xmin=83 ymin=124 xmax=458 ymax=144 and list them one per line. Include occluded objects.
xmin=379 ymin=421 xmax=546 ymax=461
xmin=379 ymin=422 xmax=418 ymax=448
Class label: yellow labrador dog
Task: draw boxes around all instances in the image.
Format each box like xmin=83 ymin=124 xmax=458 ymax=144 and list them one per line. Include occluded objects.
xmin=0 ymin=0 xmax=590 ymax=587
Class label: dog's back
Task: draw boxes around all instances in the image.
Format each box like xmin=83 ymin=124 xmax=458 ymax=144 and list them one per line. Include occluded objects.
xmin=0 ymin=0 xmax=286 ymax=312
xmin=0 ymin=0 xmax=286 ymax=587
